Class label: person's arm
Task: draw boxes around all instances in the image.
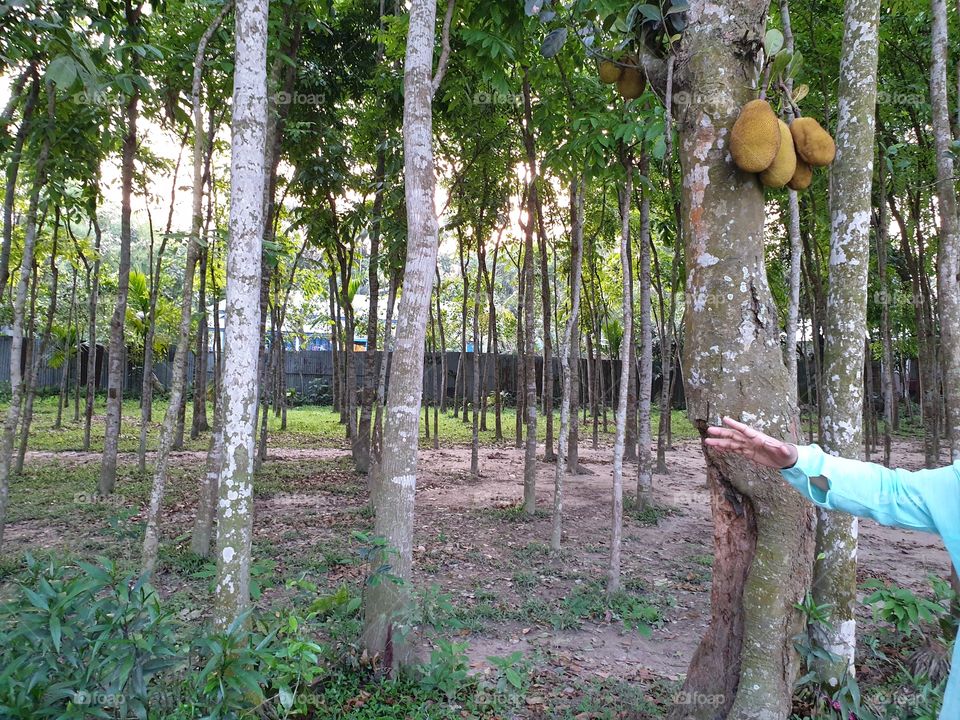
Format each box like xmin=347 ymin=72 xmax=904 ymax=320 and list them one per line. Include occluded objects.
xmin=781 ymin=442 xmax=938 ymax=532
xmin=706 ymin=416 xmax=958 ymax=535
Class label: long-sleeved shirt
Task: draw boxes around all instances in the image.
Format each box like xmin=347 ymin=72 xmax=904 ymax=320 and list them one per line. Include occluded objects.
xmin=781 ymin=443 xmax=960 ymax=719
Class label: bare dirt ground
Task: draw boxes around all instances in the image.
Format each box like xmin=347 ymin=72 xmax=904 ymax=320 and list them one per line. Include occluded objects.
xmin=5 ymin=436 xmax=953 ymax=711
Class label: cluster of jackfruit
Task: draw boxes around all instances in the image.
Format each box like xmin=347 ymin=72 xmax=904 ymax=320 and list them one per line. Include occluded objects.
xmin=729 ymin=99 xmax=835 ymax=190
xmin=598 ymin=56 xmax=646 ymax=99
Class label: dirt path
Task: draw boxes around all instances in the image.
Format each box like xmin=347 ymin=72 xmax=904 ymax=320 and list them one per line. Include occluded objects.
xmin=6 ymin=436 xmax=953 ymax=688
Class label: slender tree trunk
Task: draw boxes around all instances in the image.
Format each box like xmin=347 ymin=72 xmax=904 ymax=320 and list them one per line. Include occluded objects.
xmin=875 ymin=162 xmax=895 ymax=465
xmin=608 ymin=156 xmax=633 ymax=595
xmin=520 ymin=175 xmax=539 ymax=514
xmin=813 ymin=0 xmax=879 ymax=683
xmin=471 ymin=251 xmax=482 ymax=476
xmin=362 ymin=0 xmax=441 ymax=667
xmin=213 ymin=0 xmax=268 ymax=630
xmin=100 ymin=47 xmax=142 ymax=495
xmin=636 ymin=152 xmax=654 ymax=509
xmin=372 ymin=270 xmax=399 ymax=462
xmin=1 ymin=75 xmax=39 ymax=292
xmin=782 ymin=0 xmax=803 ymax=403
xmin=84 ymin=211 xmax=102 ymax=451
xmin=17 ymin=218 xmax=60 ymax=475
xmin=0 ymin=86 xmax=52 ymax=550
xmin=551 ymin=176 xmax=585 ymax=551
xmin=56 ymin=267 xmax=78 ymax=430
xmin=138 ymin=149 xmax=184 ymax=472
xmin=931 ymin=0 xmax=960 ymax=459
xmin=354 ymin=149 xmax=385 ymax=472
xmin=142 ymin=1 xmax=230 ymax=572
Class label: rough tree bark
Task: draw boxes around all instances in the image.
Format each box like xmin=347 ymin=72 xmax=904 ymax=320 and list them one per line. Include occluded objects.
xmin=813 ymin=0 xmax=879 ymax=684
xmin=362 ymin=0 xmax=444 ymax=669
xmin=213 ymin=0 xmax=268 ymax=630
xmin=661 ymin=0 xmax=816 ymax=713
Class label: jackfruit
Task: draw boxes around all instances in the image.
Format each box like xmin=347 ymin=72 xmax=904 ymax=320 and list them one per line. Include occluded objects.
xmin=730 ymin=99 xmax=781 ymax=173
xmin=787 ymin=159 xmax=813 ymax=191
xmin=616 ymin=65 xmax=645 ymax=99
xmin=759 ymin=120 xmax=797 ymax=188
xmin=599 ymin=61 xmax=623 ymax=84
xmin=790 ymin=116 xmax=835 ymax=166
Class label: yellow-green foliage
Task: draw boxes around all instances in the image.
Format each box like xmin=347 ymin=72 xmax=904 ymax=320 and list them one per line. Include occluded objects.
xmin=787 ymin=159 xmax=813 ymax=191
xmin=790 ymin=116 xmax=836 ymax=166
xmin=599 ymin=60 xmax=622 ymax=84
xmin=760 ymin=120 xmax=797 ymax=188
xmin=730 ymin=99 xmax=781 ymax=173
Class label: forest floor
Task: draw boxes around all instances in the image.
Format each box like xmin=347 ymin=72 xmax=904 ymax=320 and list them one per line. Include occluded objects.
xmin=0 ymin=398 xmax=953 ymax=718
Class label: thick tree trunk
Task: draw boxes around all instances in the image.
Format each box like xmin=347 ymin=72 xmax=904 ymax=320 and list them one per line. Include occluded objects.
xmin=213 ymin=0 xmax=268 ymax=630
xmin=814 ymin=0 xmax=879 ymax=683
xmin=362 ymin=0 xmax=440 ymax=668
xmin=551 ymin=176 xmax=584 ymax=551
xmin=664 ymin=0 xmax=815 ymax=714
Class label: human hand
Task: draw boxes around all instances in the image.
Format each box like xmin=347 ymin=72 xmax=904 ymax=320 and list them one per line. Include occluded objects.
xmin=704 ymin=416 xmax=798 ymax=470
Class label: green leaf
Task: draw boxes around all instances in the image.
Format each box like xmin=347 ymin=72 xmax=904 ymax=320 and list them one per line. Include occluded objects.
xmin=50 ymin=613 xmax=61 ymax=651
xmin=540 ymin=28 xmax=568 ymax=58
xmin=505 ymin=667 xmax=523 ymax=689
xmin=764 ymin=29 xmax=784 ymax=56
xmin=634 ymin=3 xmax=663 ymax=22
xmin=46 ymin=56 xmax=78 ymax=89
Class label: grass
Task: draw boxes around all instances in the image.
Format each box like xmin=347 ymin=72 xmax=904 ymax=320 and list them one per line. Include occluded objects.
xmin=4 ymin=394 xmax=699 ymax=454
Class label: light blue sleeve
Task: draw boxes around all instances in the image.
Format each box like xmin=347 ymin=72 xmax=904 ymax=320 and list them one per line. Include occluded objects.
xmin=778 ymin=444 xmax=960 ymax=534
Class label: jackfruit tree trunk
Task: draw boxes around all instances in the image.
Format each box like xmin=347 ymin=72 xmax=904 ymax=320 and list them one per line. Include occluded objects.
xmin=362 ymin=0 xmax=439 ymax=668
xmin=931 ymin=0 xmax=960 ymax=460
xmin=635 ymin=152 xmax=654 ymax=509
xmin=813 ymin=0 xmax=879 ymax=685
xmin=551 ymin=177 xmax=585 ymax=551
xmin=213 ymin=0 xmax=268 ymax=631
xmin=662 ymin=0 xmax=815 ymax=714
xmin=608 ymin=157 xmax=633 ymax=596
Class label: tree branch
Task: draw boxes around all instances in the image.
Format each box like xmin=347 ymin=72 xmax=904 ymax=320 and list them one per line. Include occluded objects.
xmin=431 ymin=0 xmax=456 ymax=95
